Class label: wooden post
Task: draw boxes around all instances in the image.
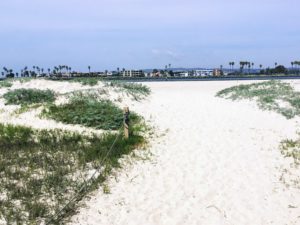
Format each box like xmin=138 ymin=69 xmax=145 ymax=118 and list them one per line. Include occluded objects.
xmin=123 ymin=106 xmax=129 ymax=139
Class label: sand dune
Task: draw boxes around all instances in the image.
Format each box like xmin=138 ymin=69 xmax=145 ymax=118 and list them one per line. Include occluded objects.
xmin=70 ymin=81 xmax=300 ymax=225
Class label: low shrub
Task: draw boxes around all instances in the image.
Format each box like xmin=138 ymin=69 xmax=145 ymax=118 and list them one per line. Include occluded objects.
xmin=216 ymin=80 xmax=300 ymax=119
xmin=51 ymin=77 xmax=101 ymax=86
xmin=43 ymin=96 xmax=139 ymax=130
xmin=0 ymin=123 xmax=146 ymax=224
xmin=0 ymin=80 xmax=12 ymax=88
xmin=3 ymin=88 xmax=55 ymax=105
xmin=106 ymin=81 xmax=151 ymax=100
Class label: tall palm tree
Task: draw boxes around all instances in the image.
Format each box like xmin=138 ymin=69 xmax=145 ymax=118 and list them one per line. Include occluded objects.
xmin=229 ymin=62 xmax=232 ymax=71
xmin=88 ymin=66 xmax=91 ymax=74
xmin=248 ymin=62 xmax=251 ymax=74
xmin=3 ymin=67 xmax=8 ymax=75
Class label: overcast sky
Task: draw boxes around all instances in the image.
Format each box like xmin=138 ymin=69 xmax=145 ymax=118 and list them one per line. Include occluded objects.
xmin=0 ymin=0 xmax=299 ymax=71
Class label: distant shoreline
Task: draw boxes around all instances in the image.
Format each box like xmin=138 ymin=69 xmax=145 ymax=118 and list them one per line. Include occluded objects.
xmin=2 ymin=75 xmax=300 ymax=82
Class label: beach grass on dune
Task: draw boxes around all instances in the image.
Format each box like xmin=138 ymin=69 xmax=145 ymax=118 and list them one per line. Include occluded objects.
xmin=0 ymin=80 xmax=12 ymax=88
xmin=105 ymin=81 xmax=151 ymax=100
xmin=3 ymin=88 xmax=56 ymax=105
xmin=68 ymin=77 xmax=101 ymax=86
xmin=216 ymin=80 xmax=300 ymax=119
xmin=280 ymin=139 xmax=300 ymax=165
xmin=49 ymin=77 xmax=101 ymax=86
xmin=0 ymin=121 xmax=146 ymax=224
xmin=42 ymin=94 xmax=140 ymax=130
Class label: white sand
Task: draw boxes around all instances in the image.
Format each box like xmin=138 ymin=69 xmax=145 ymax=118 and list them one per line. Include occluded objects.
xmin=1 ymin=79 xmax=299 ymax=225
xmin=69 ymin=80 xmax=300 ymax=225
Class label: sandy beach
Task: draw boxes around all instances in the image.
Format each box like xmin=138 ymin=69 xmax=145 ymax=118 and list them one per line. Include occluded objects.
xmin=67 ymin=80 xmax=300 ymax=225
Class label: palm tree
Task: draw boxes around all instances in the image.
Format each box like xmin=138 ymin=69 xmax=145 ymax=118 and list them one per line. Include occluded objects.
xmin=239 ymin=61 xmax=249 ymax=74
xmin=275 ymin=62 xmax=278 ymax=68
xmin=168 ymin=63 xmax=171 ymax=69
xmin=3 ymin=67 xmax=8 ymax=76
xmin=88 ymin=66 xmax=91 ymax=74
xmin=248 ymin=62 xmax=251 ymax=74
xmin=229 ymin=62 xmax=234 ymax=71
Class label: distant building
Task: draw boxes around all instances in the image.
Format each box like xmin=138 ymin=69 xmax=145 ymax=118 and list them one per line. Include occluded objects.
xmin=194 ymin=69 xmax=213 ymax=77
xmin=174 ymin=71 xmax=193 ymax=77
xmin=213 ymin=69 xmax=222 ymax=76
xmin=122 ymin=70 xmax=144 ymax=77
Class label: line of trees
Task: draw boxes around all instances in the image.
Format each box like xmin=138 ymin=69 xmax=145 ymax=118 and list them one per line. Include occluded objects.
xmin=1 ymin=61 xmax=300 ymax=79
xmin=225 ymin=60 xmax=300 ymax=75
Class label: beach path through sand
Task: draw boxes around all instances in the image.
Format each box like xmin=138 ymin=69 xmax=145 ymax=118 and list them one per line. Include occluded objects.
xmin=71 ymin=81 xmax=300 ymax=225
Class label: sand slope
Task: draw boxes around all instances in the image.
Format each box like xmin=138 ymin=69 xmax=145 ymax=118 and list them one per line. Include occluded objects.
xmin=67 ymin=81 xmax=300 ymax=225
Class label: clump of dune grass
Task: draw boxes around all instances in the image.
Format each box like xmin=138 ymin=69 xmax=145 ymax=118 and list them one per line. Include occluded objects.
xmin=280 ymin=139 xmax=300 ymax=165
xmin=0 ymin=122 xmax=146 ymax=224
xmin=105 ymin=81 xmax=151 ymax=100
xmin=18 ymin=77 xmax=34 ymax=83
xmin=216 ymin=80 xmax=300 ymax=119
xmin=0 ymin=80 xmax=12 ymax=88
xmin=42 ymin=94 xmax=140 ymax=130
xmin=70 ymin=77 xmax=101 ymax=86
xmin=3 ymin=88 xmax=55 ymax=105
xmin=51 ymin=77 xmax=101 ymax=86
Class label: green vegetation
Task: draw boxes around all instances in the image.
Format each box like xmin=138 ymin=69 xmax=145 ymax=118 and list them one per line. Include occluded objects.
xmin=51 ymin=77 xmax=101 ymax=86
xmin=216 ymin=80 xmax=300 ymax=119
xmin=3 ymin=88 xmax=55 ymax=105
xmin=0 ymin=80 xmax=12 ymax=88
xmin=0 ymin=121 xmax=146 ymax=224
xmin=106 ymin=81 xmax=151 ymax=100
xmin=18 ymin=77 xmax=34 ymax=83
xmin=43 ymin=95 xmax=139 ymax=130
xmin=69 ymin=77 xmax=101 ymax=86
xmin=280 ymin=139 xmax=300 ymax=165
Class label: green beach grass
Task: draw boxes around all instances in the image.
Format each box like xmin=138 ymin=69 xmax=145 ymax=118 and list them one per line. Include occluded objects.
xmin=3 ymin=88 xmax=56 ymax=106
xmin=216 ymin=80 xmax=300 ymax=119
xmin=0 ymin=123 xmax=146 ymax=224
xmin=105 ymin=81 xmax=151 ymax=100
xmin=0 ymin=80 xmax=12 ymax=88
xmin=42 ymin=94 xmax=140 ymax=130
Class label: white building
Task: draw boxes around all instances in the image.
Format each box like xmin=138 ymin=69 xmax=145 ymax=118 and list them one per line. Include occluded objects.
xmin=195 ymin=69 xmax=213 ymax=77
xmin=122 ymin=70 xmax=144 ymax=77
